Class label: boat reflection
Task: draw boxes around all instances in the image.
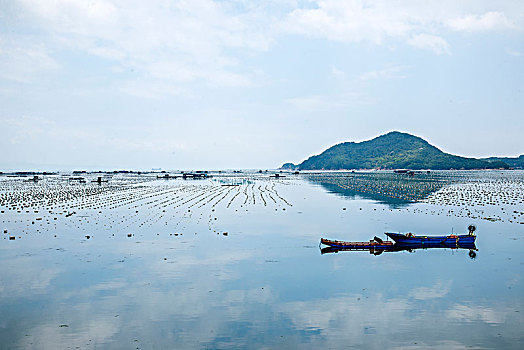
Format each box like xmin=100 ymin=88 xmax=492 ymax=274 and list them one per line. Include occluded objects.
xmin=321 ymin=240 xmax=477 ymax=259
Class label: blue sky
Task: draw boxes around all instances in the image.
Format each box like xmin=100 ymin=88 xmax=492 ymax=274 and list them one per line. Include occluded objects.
xmin=1 ymin=0 xmax=523 ymax=170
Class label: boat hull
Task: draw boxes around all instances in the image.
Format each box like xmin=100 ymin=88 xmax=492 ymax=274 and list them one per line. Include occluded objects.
xmin=320 ymin=240 xmax=477 ymax=255
xmin=320 ymin=238 xmax=394 ymax=250
xmin=385 ymin=232 xmax=476 ymax=245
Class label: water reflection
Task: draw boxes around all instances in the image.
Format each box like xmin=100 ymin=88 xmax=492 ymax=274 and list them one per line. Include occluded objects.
xmin=315 ymin=181 xmax=414 ymax=208
xmin=1 ymin=172 xmax=523 ymax=349
xmin=321 ymin=241 xmax=478 ymax=259
xmin=305 ymin=172 xmax=448 ymax=208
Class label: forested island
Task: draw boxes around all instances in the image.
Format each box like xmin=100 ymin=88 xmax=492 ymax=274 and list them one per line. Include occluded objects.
xmin=282 ymin=131 xmax=521 ymax=170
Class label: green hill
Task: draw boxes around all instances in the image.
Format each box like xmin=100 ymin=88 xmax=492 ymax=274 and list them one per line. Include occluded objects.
xmin=286 ymin=131 xmax=509 ymax=170
xmin=482 ymin=155 xmax=524 ymax=169
xmin=280 ymin=162 xmax=298 ymax=170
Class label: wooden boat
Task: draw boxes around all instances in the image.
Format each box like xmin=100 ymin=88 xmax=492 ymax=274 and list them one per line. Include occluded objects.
xmin=157 ymin=174 xmax=178 ymax=179
xmin=321 ymin=225 xmax=478 ymax=257
xmin=320 ymin=237 xmax=394 ymax=250
xmin=321 ymin=240 xmax=477 ymax=256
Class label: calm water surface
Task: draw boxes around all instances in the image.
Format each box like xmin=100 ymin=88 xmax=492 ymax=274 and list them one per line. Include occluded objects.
xmin=0 ymin=171 xmax=523 ymax=349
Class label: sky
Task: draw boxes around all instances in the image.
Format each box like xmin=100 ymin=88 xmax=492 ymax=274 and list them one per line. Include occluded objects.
xmin=1 ymin=0 xmax=523 ymax=171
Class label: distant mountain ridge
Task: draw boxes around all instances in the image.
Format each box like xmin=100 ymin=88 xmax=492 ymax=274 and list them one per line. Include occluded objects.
xmin=282 ymin=131 xmax=518 ymax=170
xmin=481 ymin=155 xmax=524 ymax=169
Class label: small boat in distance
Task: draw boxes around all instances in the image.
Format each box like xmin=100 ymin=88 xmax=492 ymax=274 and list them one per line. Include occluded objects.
xmin=320 ymin=225 xmax=478 ymax=257
xmin=385 ymin=225 xmax=477 ymax=245
xmin=320 ymin=239 xmax=477 ymax=257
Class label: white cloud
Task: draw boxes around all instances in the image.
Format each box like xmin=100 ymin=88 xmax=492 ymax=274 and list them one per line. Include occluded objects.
xmin=284 ymin=1 xmax=412 ymax=44
xmin=14 ymin=0 xmax=274 ymax=89
xmin=4 ymin=0 xmax=523 ymax=91
xmin=283 ymin=1 xmax=523 ymax=54
xmin=0 ymin=256 xmax=61 ymax=297
xmin=89 ymin=46 xmax=126 ymax=61
xmin=119 ymin=79 xmax=191 ymax=98
xmin=407 ymin=33 xmax=451 ymax=55
xmin=2 ymin=115 xmax=57 ymax=144
xmin=285 ymin=92 xmax=374 ymax=111
xmin=330 ymin=65 xmax=347 ymax=80
xmin=447 ymin=11 xmax=515 ymax=32
xmin=282 ymin=294 xmax=411 ymax=337
xmin=359 ymin=65 xmax=410 ymax=81
xmin=21 ymin=319 xmax=119 ymax=349
xmin=505 ymin=48 xmax=524 ymax=57
xmin=446 ymin=304 xmax=507 ymax=325
xmin=0 ymin=40 xmax=59 ymax=83
xmin=408 ymin=281 xmax=451 ymax=300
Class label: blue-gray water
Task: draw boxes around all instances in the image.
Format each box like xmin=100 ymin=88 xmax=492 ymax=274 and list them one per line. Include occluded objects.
xmin=0 ymin=171 xmax=523 ymax=349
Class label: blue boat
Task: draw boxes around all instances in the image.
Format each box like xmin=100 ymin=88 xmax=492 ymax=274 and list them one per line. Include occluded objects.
xmin=385 ymin=225 xmax=476 ymax=245
xmin=320 ymin=239 xmax=477 ymax=257
xmin=320 ymin=225 xmax=478 ymax=258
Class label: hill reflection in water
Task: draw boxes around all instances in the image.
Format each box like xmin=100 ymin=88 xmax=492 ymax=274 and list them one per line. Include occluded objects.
xmin=315 ymin=181 xmax=413 ymax=208
xmin=305 ymin=172 xmax=447 ymax=208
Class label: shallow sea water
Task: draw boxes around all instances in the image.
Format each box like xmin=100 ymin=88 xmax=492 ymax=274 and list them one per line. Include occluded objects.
xmin=0 ymin=171 xmax=523 ymax=349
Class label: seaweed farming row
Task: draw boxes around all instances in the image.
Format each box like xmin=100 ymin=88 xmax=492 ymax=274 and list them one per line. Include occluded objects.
xmin=305 ymin=170 xmax=524 ymax=224
xmin=2 ymin=170 xmax=524 ymax=242
xmin=0 ymin=173 xmax=294 ymax=240
xmin=305 ymin=172 xmax=448 ymax=202
xmin=422 ymin=172 xmax=524 ymax=224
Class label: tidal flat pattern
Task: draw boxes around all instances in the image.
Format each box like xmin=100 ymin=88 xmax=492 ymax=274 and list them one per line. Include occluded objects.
xmin=0 ymin=174 xmax=296 ymax=240
xmin=2 ymin=171 xmax=523 ymax=240
xmin=306 ymin=171 xmax=524 ymax=224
